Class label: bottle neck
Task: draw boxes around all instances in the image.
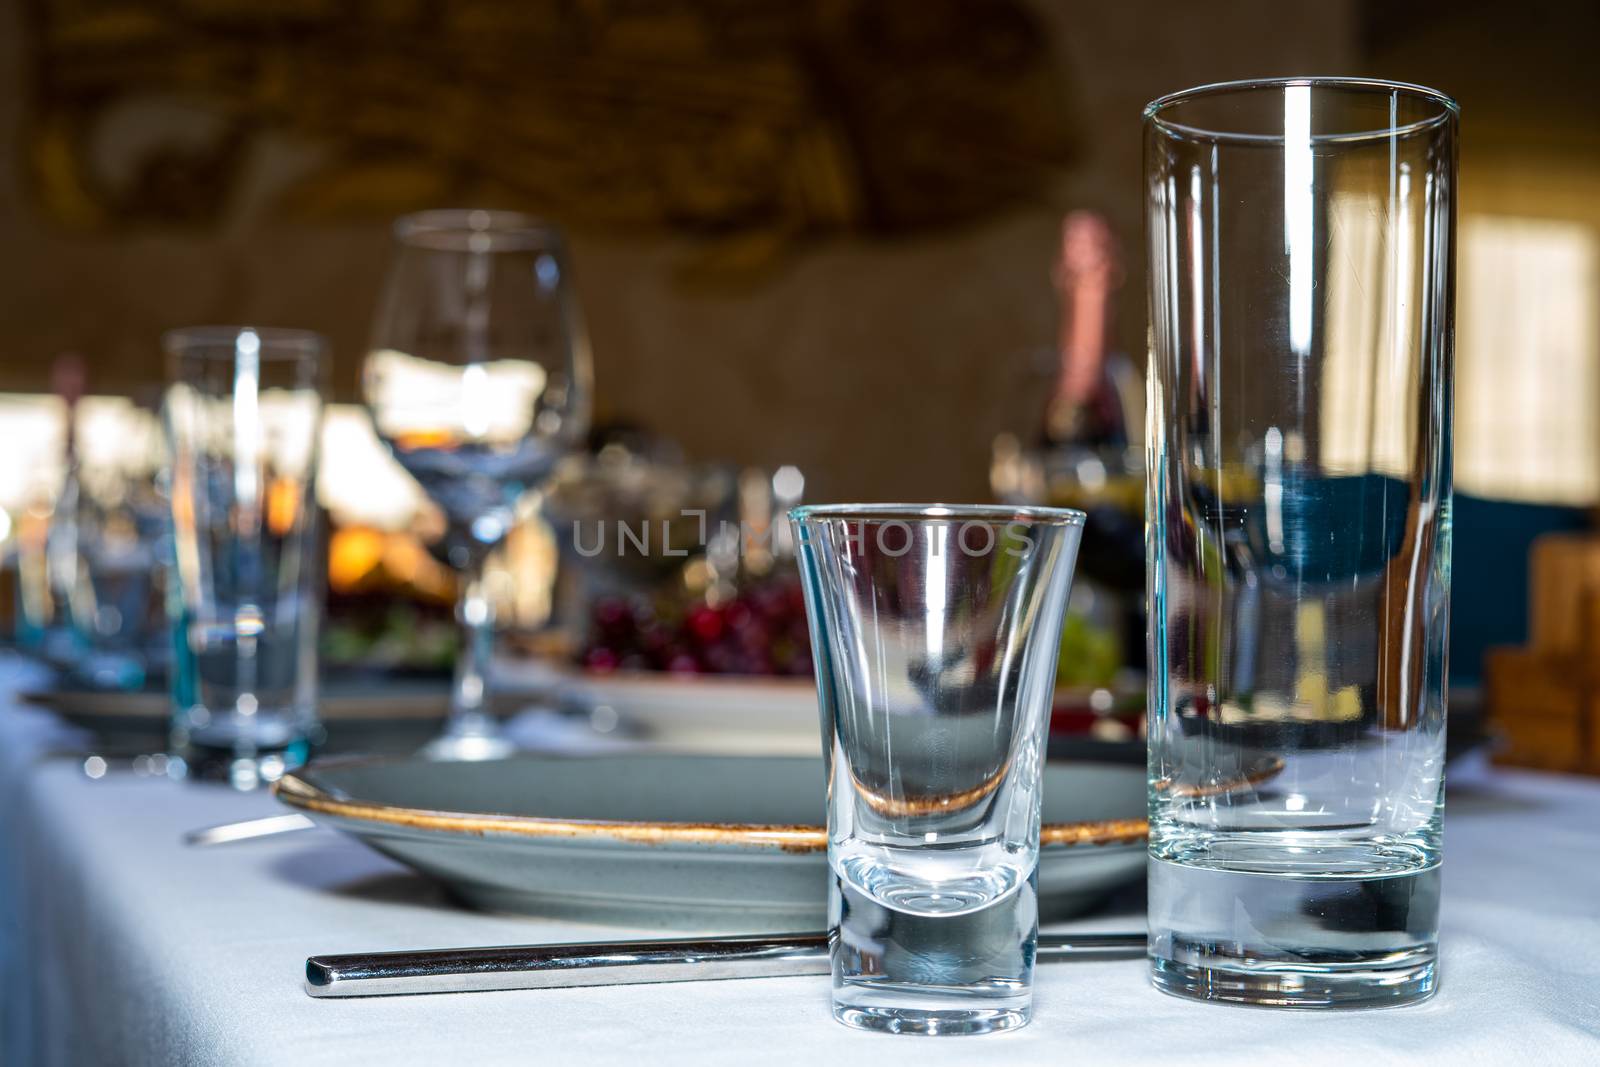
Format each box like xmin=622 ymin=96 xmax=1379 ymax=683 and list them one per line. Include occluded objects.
xmin=53 ymin=371 xmax=84 ymax=473
xmin=1043 ymin=213 xmax=1122 ymax=448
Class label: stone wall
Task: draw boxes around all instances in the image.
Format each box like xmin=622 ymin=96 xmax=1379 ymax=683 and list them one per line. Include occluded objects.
xmin=0 ymin=0 xmax=1359 ymax=502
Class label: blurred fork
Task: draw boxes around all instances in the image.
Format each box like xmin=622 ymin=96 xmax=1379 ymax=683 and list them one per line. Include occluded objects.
xmin=184 ymin=813 xmax=318 ymax=847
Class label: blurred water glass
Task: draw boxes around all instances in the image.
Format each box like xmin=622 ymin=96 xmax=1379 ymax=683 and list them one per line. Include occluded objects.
xmin=14 ymin=496 xmax=71 ymax=661
xmin=65 ymin=399 xmax=169 ymax=688
xmin=11 ymin=396 xmax=169 ymax=681
xmin=544 ymin=449 xmax=740 ymax=601
xmin=164 ymin=327 xmax=325 ymax=789
xmin=792 ymin=504 xmax=1083 ymax=1035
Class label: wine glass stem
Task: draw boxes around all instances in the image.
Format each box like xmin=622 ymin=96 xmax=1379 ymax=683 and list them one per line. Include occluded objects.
xmin=448 ymin=554 xmax=497 ymax=738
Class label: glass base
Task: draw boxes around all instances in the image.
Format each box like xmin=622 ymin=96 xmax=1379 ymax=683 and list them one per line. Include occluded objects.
xmin=830 ymin=867 xmax=1036 ymax=1035
xmin=1148 ymin=856 xmax=1441 ymax=1009
xmin=1150 ymin=945 xmax=1437 ymax=1009
xmin=833 ymin=1002 xmax=1030 ymax=1036
xmin=174 ymin=737 xmax=310 ymax=791
xmin=72 ymin=650 xmax=147 ymax=691
xmin=421 ymin=727 xmax=516 ymax=761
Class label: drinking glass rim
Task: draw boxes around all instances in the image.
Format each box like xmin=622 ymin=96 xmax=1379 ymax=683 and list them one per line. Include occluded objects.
xmin=394 ymin=209 xmax=564 ymax=252
xmin=790 ymin=503 xmax=1086 ymax=525
xmin=162 ymin=326 xmax=326 ymax=363
xmin=1144 ymin=77 xmax=1458 ymax=146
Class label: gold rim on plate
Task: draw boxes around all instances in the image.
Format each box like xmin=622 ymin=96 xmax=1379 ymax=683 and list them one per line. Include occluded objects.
xmin=274 ymin=769 xmax=1149 ymax=854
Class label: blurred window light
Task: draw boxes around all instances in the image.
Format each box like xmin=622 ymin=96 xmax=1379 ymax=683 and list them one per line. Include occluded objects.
xmin=364 ymin=348 xmax=546 ymax=446
xmin=1323 ymin=204 xmax=1600 ymax=504
xmin=1457 ymin=215 xmax=1600 ymax=503
xmin=317 ymin=404 xmax=430 ymax=530
xmin=0 ymin=396 xmax=428 ymax=532
xmin=0 ymin=395 xmax=159 ymax=515
xmin=0 ymin=395 xmax=66 ymax=514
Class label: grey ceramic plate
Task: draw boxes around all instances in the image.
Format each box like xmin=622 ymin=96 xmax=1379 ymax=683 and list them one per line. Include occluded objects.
xmin=276 ymin=754 xmax=1148 ymax=931
xmin=18 ymin=675 xmax=495 ymax=755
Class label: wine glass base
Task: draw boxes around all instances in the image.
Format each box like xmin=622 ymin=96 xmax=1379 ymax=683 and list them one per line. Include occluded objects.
xmin=421 ymin=731 xmax=518 ymax=762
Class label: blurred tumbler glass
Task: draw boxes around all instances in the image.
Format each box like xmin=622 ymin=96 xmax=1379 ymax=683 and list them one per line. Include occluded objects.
xmin=64 ymin=401 xmax=169 ymax=690
xmin=164 ymin=328 xmax=325 ymax=789
xmin=793 ymin=505 xmax=1083 ymax=1035
xmin=1145 ymin=79 xmax=1456 ymax=1006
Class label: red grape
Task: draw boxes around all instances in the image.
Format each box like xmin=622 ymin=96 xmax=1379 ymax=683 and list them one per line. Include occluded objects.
xmin=584 ymin=646 xmax=620 ymax=673
xmin=579 ymin=573 xmax=813 ymax=679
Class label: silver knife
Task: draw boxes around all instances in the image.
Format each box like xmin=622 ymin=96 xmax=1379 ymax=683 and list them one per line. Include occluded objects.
xmin=305 ymin=931 xmax=1146 ymax=997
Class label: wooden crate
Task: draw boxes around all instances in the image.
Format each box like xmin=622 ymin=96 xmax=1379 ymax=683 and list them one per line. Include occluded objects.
xmin=1483 ymin=647 xmax=1590 ymax=773
xmin=1529 ymin=534 xmax=1600 ymax=657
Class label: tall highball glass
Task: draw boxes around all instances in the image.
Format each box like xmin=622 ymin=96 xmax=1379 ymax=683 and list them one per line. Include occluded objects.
xmin=1145 ymin=78 xmax=1456 ymax=1006
xmin=792 ymin=505 xmax=1083 ymax=1035
xmin=165 ymin=328 xmax=326 ymax=789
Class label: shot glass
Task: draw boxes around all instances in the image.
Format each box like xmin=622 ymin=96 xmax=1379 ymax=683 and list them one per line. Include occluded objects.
xmin=791 ymin=505 xmax=1083 ymax=1035
xmin=1145 ymin=79 xmax=1456 ymax=1006
xmin=163 ymin=327 xmax=326 ymax=789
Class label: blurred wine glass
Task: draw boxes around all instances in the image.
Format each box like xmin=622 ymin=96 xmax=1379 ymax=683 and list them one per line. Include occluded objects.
xmin=364 ymin=210 xmax=592 ymax=758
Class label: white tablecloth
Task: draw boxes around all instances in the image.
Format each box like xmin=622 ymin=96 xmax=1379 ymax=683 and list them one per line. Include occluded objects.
xmin=2 ymin=660 xmax=1597 ymax=1066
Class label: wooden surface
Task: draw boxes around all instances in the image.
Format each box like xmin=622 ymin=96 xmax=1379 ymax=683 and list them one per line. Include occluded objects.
xmin=1486 ymin=532 xmax=1600 ymax=775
